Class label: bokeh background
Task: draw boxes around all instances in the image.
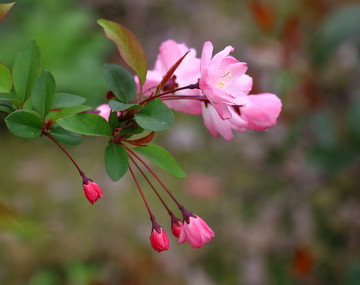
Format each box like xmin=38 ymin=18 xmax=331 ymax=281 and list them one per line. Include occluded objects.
xmin=1 ymin=0 xmax=360 ymax=284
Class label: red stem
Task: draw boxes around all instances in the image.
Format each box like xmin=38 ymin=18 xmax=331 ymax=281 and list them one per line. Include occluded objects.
xmin=45 ymin=131 xmax=85 ymax=178
xmin=128 ymin=164 xmax=154 ymax=220
xmin=140 ymin=83 xmax=199 ymax=105
xmin=160 ymin=95 xmax=209 ymax=102
xmin=124 ymin=145 xmax=182 ymax=209
xmin=128 ymin=153 xmax=173 ymax=215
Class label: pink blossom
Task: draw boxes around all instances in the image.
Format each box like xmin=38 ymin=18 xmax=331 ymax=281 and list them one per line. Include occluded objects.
xmin=178 ymin=214 xmax=215 ymax=248
xmin=202 ymin=103 xmax=247 ymax=141
xmin=83 ymin=181 xmax=103 ymax=204
xmin=95 ymin=104 xmax=111 ymax=121
xmin=202 ymin=93 xmax=282 ymax=140
xmin=240 ymin=93 xmax=282 ymax=131
xmin=150 ymin=227 xmax=170 ymax=253
xmin=140 ymin=40 xmax=202 ymax=115
xmin=199 ymin=41 xmax=253 ymax=120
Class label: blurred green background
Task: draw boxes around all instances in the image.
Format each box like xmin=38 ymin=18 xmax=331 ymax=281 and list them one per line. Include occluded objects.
xmin=1 ymin=0 xmax=360 ymax=284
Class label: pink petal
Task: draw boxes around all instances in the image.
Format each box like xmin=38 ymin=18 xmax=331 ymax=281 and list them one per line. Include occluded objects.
xmin=200 ymin=41 xmax=214 ymax=73
xmin=241 ymin=93 xmax=282 ymax=131
xmin=158 ymin=40 xmax=189 ymax=70
xmin=202 ymin=104 xmax=234 ymax=140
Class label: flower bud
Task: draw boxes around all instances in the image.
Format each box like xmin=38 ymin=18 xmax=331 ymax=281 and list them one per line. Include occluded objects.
xmin=83 ymin=180 xmax=103 ymax=204
xmin=150 ymin=226 xmax=170 ymax=253
xmin=171 ymin=216 xmax=183 ymax=238
xmin=95 ymin=104 xmax=111 ymax=121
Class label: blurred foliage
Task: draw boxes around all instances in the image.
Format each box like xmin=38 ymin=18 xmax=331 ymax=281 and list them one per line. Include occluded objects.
xmin=0 ymin=0 xmax=111 ymax=106
xmin=1 ymin=0 xmax=360 ymax=284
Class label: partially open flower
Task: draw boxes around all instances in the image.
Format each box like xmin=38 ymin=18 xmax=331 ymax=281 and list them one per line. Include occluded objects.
xmin=239 ymin=93 xmax=282 ymax=131
xmin=150 ymin=224 xmax=170 ymax=253
xmin=83 ymin=180 xmax=103 ymax=204
xmin=179 ymin=213 xmax=215 ymax=248
xmin=201 ymin=92 xmax=282 ymax=140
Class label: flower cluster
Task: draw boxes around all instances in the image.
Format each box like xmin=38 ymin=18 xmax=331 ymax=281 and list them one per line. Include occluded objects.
xmin=1 ymin=6 xmax=281 ymax=253
xmin=94 ymin=39 xmax=281 ymax=252
xmin=136 ymin=40 xmax=282 ymax=141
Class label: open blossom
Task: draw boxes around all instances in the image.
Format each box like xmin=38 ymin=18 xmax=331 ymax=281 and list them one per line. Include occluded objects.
xmin=179 ymin=214 xmax=215 ymax=248
xmin=150 ymin=226 xmax=170 ymax=253
xmin=202 ymin=93 xmax=282 ymax=140
xmin=199 ymin=41 xmax=253 ymax=120
xmin=140 ymin=40 xmax=202 ymax=115
xmin=83 ymin=180 xmax=103 ymax=204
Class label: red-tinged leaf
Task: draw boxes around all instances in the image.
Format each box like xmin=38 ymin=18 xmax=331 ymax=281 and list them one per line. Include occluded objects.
xmin=128 ymin=131 xmax=155 ymax=145
xmin=0 ymin=2 xmax=15 ymax=24
xmin=155 ymin=51 xmax=190 ymax=94
xmin=97 ymin=19 xmax=147 ymax=86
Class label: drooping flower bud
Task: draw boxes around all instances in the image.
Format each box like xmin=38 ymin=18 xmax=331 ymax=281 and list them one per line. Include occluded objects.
xmin=171 ymin=215 xmax=183 ymax=238
xmin=150 ymin=222 xmax=170 ymax=253
xmin=83 ymin=180 xmax=103 ymax=204
xmin=178 ymin=210 xmax=215 ymax=248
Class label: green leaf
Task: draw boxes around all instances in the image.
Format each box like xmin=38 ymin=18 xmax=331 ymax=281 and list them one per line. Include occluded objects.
xmin=52 ymin=93 xmax=86 ymax=108
xmin=104 ymin=143 xmax=129 ymax=181
xmin=108 ymin=111 xmax=119 ymax=130
xmin=32 ymin=71 xmax=56 ymax=117
xmin=134 ymin=144 xmax=186 ymax=178
xmin=119 ymin=126 xmax=144 ymax=137
xmin=0 ymin=101 xmax=12 ymax=115
xmin=0 ymin=2 xmax=15 ymax=23
xmin=49 ymin=125 xmax=83 ymax=146
xmin=5 ymin=110 xmax=43 ymax=138
xmin=97 ymin=19 xmax=147 ymax=85
xmin=48 ymin=105 xmax=92 ymax=121
xmin=104 ymin=64 xmax=137 ymax=103
xmin=109 ymin=99 xmax=140 ymax=111
xmin=0 ymin=90 xmax=17 ymax=101
xmin=57 ymin=113 xmax=112 ymax=137
xmin=135 ymin=100 xmax=174 ymax=131
xmin=0 ymin=63 xmax=12 ymax=93
xmin=12 ymin=40 xmax=42 ymax=103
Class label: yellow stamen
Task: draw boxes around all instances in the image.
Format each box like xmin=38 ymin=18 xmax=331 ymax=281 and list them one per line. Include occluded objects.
xmin=217 ymin=72 xmax=232 ymax=88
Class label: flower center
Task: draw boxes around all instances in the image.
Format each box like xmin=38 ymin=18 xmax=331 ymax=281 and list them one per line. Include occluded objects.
xmin=217 ymin=72 xmax=232 ymax=88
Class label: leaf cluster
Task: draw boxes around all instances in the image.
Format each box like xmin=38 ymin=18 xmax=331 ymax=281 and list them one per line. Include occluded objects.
xmin=1 ymin=9 xmax=185 ymax=183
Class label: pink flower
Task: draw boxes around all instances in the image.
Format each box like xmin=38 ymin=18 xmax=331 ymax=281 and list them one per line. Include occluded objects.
xmin=171 ymin=216 xmax=183 ymax=238
xmin=95 ymin=104 xmax=111 ymax=121
xmin=140 ymin=40 xmax=202 ymax=115
xmin=240 ymin=93 xmax=282 ymax=131
xmin=83 ymin=181 xmax=103 ymax=204
xmin=150 ymin=226 xmax=170 ymax=253
xmin=202 ymin=103 xmax=247 ymax=141
xmin=199 ymin=41 xmax=253 ymax=120
xmin=202 ymin=93 xmax=282 ymax=140
xmin=178 ymin=214 xmax=215 ymax=248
